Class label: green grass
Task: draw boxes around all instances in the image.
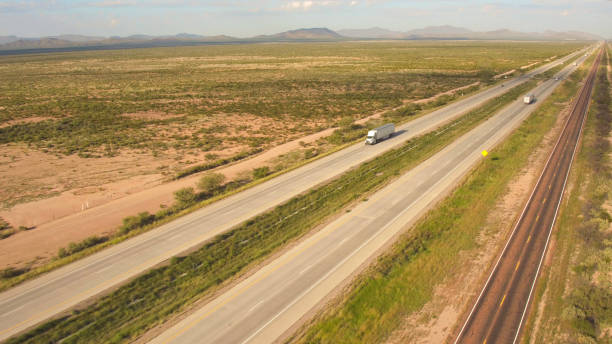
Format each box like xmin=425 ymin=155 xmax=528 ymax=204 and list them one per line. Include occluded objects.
xmin=289 ymin=48 xmax=594 ymax=344
xmin=5 ymin=69 xmax=538 ymax=344
xmin=523 ymin=46 xmax=612 ymax=344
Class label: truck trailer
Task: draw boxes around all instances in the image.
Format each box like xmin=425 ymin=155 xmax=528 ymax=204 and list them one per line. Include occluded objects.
xmin=365 ymin=123 xmax=395 ymax=145
xmin=523 ymin=94 xmax=535 ymax=104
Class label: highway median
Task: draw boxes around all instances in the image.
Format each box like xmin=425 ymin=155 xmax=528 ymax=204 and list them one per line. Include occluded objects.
xmin=288 ymin=47 xmax=596 ymax=344
xmin=5 ymin=71 xmax=541 ymax=343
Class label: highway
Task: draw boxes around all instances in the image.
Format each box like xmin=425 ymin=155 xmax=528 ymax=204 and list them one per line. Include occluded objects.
xmin=148 ymin=49 xmax=593 ymax=344
xmin=0 ymin=48 xmax=588 ymax=342
xmin=454 ymin=46 xmax=602 ymax=344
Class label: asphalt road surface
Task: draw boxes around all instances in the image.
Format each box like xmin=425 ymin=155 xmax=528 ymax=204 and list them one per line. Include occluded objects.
xmin=0 ymin=48 xmax=588 ymax=342
xmin=149 ymin=49 xmax=594 ymax=344
xmin=454 ymin=46 xmax=602 ymax=344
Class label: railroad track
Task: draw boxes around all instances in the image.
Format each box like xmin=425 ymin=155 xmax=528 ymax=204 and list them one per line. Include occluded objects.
xmin=454 ymin=46 xmax=603 ymax=344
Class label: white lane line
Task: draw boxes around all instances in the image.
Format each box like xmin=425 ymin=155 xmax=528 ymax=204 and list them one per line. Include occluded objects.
xmin=1 ymin=305 xmax=24 ymax=318
xmin=168 ymin=233 xmax=183 ymax=241
xmin=337 ymin=238 xmax=349 ymax=247
xmin=299 ymin=264 xmax=313 ymax=276
xmin=247 ymin=301 xmax=264 ymax=314
xmin=94 ymin=265 xmax=114 ymax=275
xmin=239 ymin=149 xmax=471 ymax=344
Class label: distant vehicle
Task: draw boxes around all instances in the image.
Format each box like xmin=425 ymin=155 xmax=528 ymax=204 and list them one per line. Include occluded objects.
xmin=524 ymin=94 xmax=536 ymax=104
xmin=365 ymin=123 xmax=395 ymax=145
xmin=573 ymin=62 xmax=578 ymax=66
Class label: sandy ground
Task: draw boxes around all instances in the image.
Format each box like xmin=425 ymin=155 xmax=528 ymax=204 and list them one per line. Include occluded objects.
xmin=0 ymin=127 xmax=334 ymax=268
xmin=384 ymin=100 xmax=571 ymax=344
xmin=494 ymin=70 xmax=516 ymax=79
xmin=0 ymin=80 xmax=495 ymax=270
xmin=0 ymin=116 xmax=54 ymax=128
xmin=521 ymin=61 xmax=540 ymax=70
xmin=413 ymin=82 xmax=480 ymax=105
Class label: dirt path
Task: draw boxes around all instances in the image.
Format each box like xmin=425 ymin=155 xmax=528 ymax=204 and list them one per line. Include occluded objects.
xmin=412 ymin=82 xmax=480 ymax=105
xmin=0 ymin=128 xmax=334 ymax=269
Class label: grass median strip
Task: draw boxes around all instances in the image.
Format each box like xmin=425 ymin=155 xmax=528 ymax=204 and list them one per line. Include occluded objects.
xmin=6 ymin=79 xmax=537 ymax=344
xmin=288 ymin=54 xmax=592 ymax=344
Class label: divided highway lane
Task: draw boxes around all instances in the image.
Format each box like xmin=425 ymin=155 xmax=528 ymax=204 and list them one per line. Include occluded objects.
xmin=0 ymin=48 xmax=588 ymax=341
xmin=150 ymin=49 xmax=592 ymax=344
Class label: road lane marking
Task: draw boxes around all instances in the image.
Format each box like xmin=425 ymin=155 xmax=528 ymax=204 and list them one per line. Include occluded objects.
xmin=499 ymin=294 xmax=507 ymax=308
xmin=1 ymin=305 xmax=24 ymax=318
xmin=237 ymin=151 xmax=508 ymax=344
xmin=94 ymin=265 xmax=114 ymax=274
xmin=299 ymin=264 xmax=313 ymax=275
xmin=158 ymin=140 xmax=467 ymax=344
xmin=247 ymin=301 xmax=264 ymax=314
xmin=168 ymin=234 xmax=183 ymax=241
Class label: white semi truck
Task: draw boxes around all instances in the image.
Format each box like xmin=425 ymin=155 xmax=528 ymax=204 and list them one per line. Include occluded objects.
xmin=523 ymin=94 xmax=535 ymax=104
xmin=365 ymin=123 xmax=395 ymax=145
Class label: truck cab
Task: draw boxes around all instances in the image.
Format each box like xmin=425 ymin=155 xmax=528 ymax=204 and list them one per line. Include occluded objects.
xmin=365 ymin=130 xmax=377 ymax=145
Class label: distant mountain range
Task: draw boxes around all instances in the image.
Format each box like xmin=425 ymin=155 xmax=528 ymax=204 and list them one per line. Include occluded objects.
xmin=254 ymin=28 xmax=342 ymax=41
xmin=0 ymin=26 xmax=602 ymax=53
xmin=336 ymin=25 xmax=603 ymax=41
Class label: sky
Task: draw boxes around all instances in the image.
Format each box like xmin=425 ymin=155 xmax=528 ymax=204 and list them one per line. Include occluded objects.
xmin=0 ymin=0 xmax=610 ymax=38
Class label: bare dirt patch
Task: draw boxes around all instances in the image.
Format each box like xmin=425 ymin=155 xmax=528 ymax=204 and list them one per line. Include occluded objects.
xmin=521 ymin=61 xmax=539 ymax=70
xmin=413 ymin=82 xmax=480 ymax=105
xmin=0 ymin=124 xmax=334 ymax=269
xmin=494 ymin=69 xmax=516 ymax=79
xmin=121 ymin=111 xmax=184 ymax=121
xmin=0 ymin=116 xmax=55 ymax=128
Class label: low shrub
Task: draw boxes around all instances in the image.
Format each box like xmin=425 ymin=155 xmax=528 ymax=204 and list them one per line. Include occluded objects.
xmin=57 ymin=236 xmax=109 ymax=258
xmin=252 ymin=166 xmax=271 ymax=179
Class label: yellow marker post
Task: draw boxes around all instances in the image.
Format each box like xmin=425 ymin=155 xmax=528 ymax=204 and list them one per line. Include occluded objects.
xmin=481 ymin=150 xmax=488 ymax=157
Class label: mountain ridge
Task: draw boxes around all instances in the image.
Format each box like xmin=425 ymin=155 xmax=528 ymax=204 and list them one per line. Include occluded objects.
xmin=337 ymin=25 xmax=602 ymax=41
xmin=0 ymin=26 xmax=602 ymax=53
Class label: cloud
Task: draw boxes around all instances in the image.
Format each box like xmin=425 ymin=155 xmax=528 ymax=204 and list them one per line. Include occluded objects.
xmin=280 ymin=0 xmax=342 ymax=11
